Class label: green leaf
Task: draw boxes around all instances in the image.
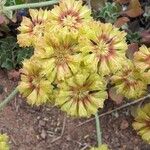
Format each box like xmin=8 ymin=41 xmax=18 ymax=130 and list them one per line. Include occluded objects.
xmin=2 ymin=10 xmax=13 ymax=19
xmin=1 ymin=58 xmax=14 ymax=70
xmin=93 ymin=2 xmax=121 ymax=23
xmin=127 ymin=32 xmax=141 ymax=43
xmin=17 ymin=47 xmax=34 ymax=63
xmin=15 ymin=0 xmax=24 ymax=4
xmin=0 ymin=36 xmax=33 ymax=70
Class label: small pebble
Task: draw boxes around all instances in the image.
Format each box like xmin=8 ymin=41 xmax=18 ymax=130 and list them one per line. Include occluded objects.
xmin=39 ymin=120 xmax=46 ymax=127
xmin=40 ymin=129 xmax=47 ymax=139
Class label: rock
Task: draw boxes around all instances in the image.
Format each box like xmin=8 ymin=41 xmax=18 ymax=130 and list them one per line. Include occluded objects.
xmin=40 ymin=129 xmax=47 ymax=139
xmin=39 ymin=120 xmax=46 ymax=127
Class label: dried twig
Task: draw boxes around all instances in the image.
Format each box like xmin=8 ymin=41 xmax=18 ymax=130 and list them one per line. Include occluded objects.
xmin=51 ymin=116 xmax=66 ymax=143
xmin=77 ymin=94 xmax=150 ymax=127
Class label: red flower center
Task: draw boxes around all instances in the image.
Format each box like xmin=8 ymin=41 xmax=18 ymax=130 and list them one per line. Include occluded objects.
xmin=90 ymin=34 xmax=115 ymax=60
xmin=59 ymin=10 xmax=81 ymax=28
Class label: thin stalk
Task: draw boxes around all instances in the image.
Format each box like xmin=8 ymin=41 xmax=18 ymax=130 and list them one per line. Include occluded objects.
xmin=95 ymin=112 xmax=102 ymax=146
xmin=0 ymin=87 xmax=18 ymax=110
xmin=4 ymin=0 xmax=59 ymax=11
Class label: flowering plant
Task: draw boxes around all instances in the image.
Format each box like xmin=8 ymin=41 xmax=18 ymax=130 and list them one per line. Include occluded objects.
xmin=1 ymin=0 xmax=149 ymax=149
xmin=17 ymin=0 xmax=150 ymax=115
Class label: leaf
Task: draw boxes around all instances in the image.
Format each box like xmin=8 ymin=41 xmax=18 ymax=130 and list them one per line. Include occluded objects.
xmin=108 ymin=87 xmax=124 ymax=105
xmin=3 ymin=10 xmax=13 ymax=19
xmin=1 ymin=58 xmax=14 ymax=70
xmin=114 ymin=17 xmax=130 ymax=28
xmin=15 ymin=0 xmax=24 ymax=4
xmin=0 ymin=36 xmax=33 ymax=70
xmin=90 ymin=0 xmax=106 ymax=10
xmin=0 ymin=0 xmax=6 ymax=5
xmin=126 ymin=32 xmax=141 ymax=43
xmin=17 ymin=47 xmax=34 ymax=63
xmin=115 ymin=0 xmax=129 ymax=4
xmin=123 ymin=0 xmax=143 ymax=18
xmin=94 ymin=2 xmax=121 ymax=23
xmin=140 ymin=30 xmax=150 ymax=46
xmin=126 ymin=43 xmax=139 ymax=60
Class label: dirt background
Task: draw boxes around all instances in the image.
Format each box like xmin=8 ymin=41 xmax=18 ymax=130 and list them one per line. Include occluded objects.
xmin=0 ymin=69 xmax=150 ymax=150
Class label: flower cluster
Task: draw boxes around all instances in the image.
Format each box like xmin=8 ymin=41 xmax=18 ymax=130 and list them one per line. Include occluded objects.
xmin=0 ymin=134 xmax=9 ymax=150
xmin=55 ymin=72 xmax=107 ymax=117
xmin=111 ymin=61 xmax=148 ymax=99
xmin=34 ymin=30 xmax=81 ymax=82
xmin=134 ymin=45 xmax=150 ymax=71
xmin=79 ymin=21 xmax=127 ymax=75
xmin=48 ymin=0 xmax=92 ymax=34
xmin=18 ymin=59 xmax=53 ymax=106
xmin=132 ymin=103 xmax=150 ymax=144
xmin=17 ymin=0 xmax=150 ymax=118
xmin=133 ymin=45 xmax=150 ymax=83
xmin=17 ymin=9 xmax=50 ymax=47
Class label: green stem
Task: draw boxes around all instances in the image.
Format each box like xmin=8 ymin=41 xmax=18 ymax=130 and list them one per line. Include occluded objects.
xmin=95 ymin=112 xmax=102 ymax=146
xmin=4 ymin=0 xmax=59 ymax=11
xmin=0 ymin=87 xmax=19 ymax=110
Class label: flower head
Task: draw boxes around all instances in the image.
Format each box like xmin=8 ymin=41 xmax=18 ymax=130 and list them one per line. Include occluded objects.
xmin=48 ymin=0 xmax=91 ymax=34
xmin=133 ymin=45 xmax=150 ymax=84
xmin=18 ymin=59 xmax=53 ymax=106
xmin=0 ymin=134 xmax=9 ymax=150
xmin=17 ymin=9 xmax=50 ymax=47
xmin=111 ymin=61 xmax=147 ymax=99
xmin=90 ymin=144 xmax=109 ymax=150
xmin=79 ymin=21 xmax=127 ymax=75
xmin=35 ymin=29 xmax=81 ymax=82
xmin=134 ymin=45 xmax=150 ymax=71
xmin=55 ymin=72 xmax=107 ymax=117
xmin=132 ymin=103 xmax=150 ymax=144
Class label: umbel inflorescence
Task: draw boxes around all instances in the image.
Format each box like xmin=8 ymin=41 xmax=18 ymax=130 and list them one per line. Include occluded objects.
xmin=17 ymin=0 xmax=150 ymax=119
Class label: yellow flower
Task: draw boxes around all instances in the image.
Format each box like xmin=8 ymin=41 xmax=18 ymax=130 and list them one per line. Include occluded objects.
xmin=134 ymin=45 xmax=150 ymax=71
xmin=111 ymin=61 xmax=147 ymax=99
xmin=17 ymin=9 xmax=50 ymax=47
xmin=79 ymin=21 xmax=127 ymax=75
xmin=133 ymin=45 xmax=150 ymax=83
xmin=55 ymin=72 xmax=107 ymax=117
xmin=18 ymin=59 xmax=53 ymax=106
xmin=48 ymin=0 xmax=92 ymax=34
xmin=90 ymin=144 xmax=109 ymax=150
xmin=35 ymin=29 xmax=81 ymax=82
xmin=132 ymin=103 xmax=150 ymax=144
xmin=0 ymin=134 xmax=9 ymax=150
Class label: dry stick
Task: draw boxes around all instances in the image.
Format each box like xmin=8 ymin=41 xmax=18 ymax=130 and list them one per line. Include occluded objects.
xmin=77 ymin=94 xmax=150 ymax=128
xmin=51 ymin=116 xmax=66 ymax=143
